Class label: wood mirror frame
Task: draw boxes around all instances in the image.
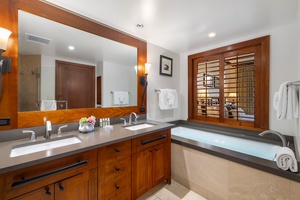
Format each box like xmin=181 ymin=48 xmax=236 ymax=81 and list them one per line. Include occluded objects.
xmin=1 ymin=0 xmax=147 ymax=130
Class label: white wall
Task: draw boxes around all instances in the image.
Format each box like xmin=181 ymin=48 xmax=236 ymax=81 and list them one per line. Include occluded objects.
xmin=146 ymin=43 xmax=181 ymax=122
xmin=101 ymin=61 xmax=137 ymax=107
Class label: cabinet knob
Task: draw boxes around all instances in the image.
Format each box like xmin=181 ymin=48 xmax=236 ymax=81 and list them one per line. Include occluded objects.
xmin=115 ymin=167 xmax=120 ymax=171
xmin=115 ymin=185 xmax=120 ymax=190
xmin=115 ymin=148 xmax=120 ymax=153
xmin=59 ymin=185 xmax=64 ymax=191
xmin=45 ymin=190 xmax=51 ymax=196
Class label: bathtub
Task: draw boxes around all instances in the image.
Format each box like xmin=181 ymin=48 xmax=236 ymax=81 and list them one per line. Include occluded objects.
xmin=171 ymin=126 xmax=281 ymax=161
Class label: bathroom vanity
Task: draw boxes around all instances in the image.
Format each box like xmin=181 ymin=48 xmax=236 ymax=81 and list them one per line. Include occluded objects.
xmin=0 ymin=121 xmax=173 ymax=200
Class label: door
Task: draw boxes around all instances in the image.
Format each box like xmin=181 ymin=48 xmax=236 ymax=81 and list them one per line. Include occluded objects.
xmin=132 ymin=148 xmax=152 ymax=199
xmin=55 ymin=60 xmax=95 ymax=109
xmin=97 ymin=76 xmax=101 ymax=106
xmin=55 ymin=171 xmax=90 ymax=200
xmin=152 ymin=143 xmax=166 ymax=187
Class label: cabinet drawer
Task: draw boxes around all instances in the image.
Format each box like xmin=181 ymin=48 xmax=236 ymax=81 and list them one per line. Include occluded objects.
xmin=98 ymin=156 xmax=131 ymax=183
xmin=132 ymin=130 xmax=170 ymax=153
xmin=109 ymin=188 xmax=131 ymax=200
xmin=1 ymin=149 xmax=97 ymax=200
xmin=102 ymin=172 xmax=131 ymax=200
xmin=98 ymin=140 xmax=131 ymax=163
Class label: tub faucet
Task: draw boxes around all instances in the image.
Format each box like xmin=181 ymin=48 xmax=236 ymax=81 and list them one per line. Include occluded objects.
xmin=128 ymin=112 xmax=139 ymax=125
xmin=45 ymin=120 xmax=52 ymax=139
xmin=259 ymin=130 xmax=287 ymax=147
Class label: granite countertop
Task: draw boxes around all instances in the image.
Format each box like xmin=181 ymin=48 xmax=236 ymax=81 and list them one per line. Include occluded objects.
xmin=0 ymin=120 xmax=174 ymax=174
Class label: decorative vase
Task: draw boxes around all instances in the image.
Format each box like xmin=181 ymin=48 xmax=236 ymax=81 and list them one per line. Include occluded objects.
xmin=78 ymin=122 xmax=94 ymax=133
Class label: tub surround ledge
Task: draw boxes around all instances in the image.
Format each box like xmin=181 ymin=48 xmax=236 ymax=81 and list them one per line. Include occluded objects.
xmin=170 ymin=121 xmax=300 ymax=183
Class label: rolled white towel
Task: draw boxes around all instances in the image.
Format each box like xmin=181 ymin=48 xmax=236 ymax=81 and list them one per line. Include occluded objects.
xmin=275 ymin=147 xmax=298 ymax=172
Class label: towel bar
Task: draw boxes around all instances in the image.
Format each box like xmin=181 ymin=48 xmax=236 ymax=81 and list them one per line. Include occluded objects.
xmin=288 ymin=80 xmax=300 ymax=86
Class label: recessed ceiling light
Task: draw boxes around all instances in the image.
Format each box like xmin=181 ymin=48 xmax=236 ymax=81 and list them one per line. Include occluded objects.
xmin=136 ymin=23 xmax=144 ymax=28
xmin=68 ymin=46 xmax=75 ymax=50
xmin=208 ymin=32 xmax=216 ymax=38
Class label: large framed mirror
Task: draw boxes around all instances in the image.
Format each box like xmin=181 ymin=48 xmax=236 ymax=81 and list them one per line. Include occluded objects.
xmin=18 ymin=10 xmax=138 ymax=111
xmin=8 ymin=0 xmax=147 ymax=128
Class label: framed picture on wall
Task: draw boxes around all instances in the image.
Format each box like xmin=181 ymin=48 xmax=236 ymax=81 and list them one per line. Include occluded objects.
xmin=160 ymin=55 xmax=173 ymax=76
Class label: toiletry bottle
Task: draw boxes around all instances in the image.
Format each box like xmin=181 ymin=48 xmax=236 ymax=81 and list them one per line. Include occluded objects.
xmin=107 ymin=118 xmax=110 ymax=126
xmin=99 ymin=118 xmax=103 ymax=128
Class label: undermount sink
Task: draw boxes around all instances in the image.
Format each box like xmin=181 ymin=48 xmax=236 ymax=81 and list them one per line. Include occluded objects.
xmin=124 ymin=123 xmax=155 ymax=131
xmin=10 ymin=135 xmax=82 ymax=157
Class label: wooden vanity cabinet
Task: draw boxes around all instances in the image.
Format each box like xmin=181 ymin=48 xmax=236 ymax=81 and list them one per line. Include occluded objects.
xmin=1 ymin=128 xmax=172 ymax=200
xmin=131 ymin=129 xmax=171 ymax=199
xmin=0 ymin=149 xmax=98 ymax=200
xmin=98 ymin=140 xmax=132 ymax=200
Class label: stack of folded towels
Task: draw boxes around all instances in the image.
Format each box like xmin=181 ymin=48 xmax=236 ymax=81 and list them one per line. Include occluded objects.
xmin=275 ymin=147 xmax=298 ymax=172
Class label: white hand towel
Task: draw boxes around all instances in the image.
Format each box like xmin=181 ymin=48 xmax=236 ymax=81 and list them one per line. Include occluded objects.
xmin=275 ymin=147 xmax=298 ymax=172
xmin=277 ymin=82 xmax=289 ymax=120
xmin=158 ymin=89 xmax=178 ymax=110
xmin=291 ymin=85 xmax=299 ymax=118
xmin=113 ymin=91 xmax=129 ymax=105
xmin=276 ymin=82 xmax=299 ymax=120
xmin=167 ymin=89 xmax=178 ymax=108
xmin=40 ymin=100 xmax=57 ymax=111
xmin=273 ymin=91 xmax=279 ymax=110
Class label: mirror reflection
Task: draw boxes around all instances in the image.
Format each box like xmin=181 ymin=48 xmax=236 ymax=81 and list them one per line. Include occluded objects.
xmin=18 ymin=10 xmax=137 ymax=112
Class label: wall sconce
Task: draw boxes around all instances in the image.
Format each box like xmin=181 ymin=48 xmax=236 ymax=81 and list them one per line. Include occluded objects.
xmin=140 ymin=63 xmax=151 ymax=86
xmin=140 ymin=63 xmax=151 ymax=112
xmin=0 ymin=27 xmax=12 ymax=99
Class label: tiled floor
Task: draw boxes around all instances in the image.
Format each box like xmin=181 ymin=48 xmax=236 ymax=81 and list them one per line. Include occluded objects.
xmin=137 ymin=180 xmax=207 ymax=200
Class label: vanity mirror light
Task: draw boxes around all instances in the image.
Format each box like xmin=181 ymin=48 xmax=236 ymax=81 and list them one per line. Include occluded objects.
xmin=4 ymin=0 xmax=147 ymax=128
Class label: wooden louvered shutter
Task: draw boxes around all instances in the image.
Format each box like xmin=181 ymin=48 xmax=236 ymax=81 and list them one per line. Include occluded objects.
xmin=195 ymin=57 xmax=221 ymax=122
xmin=224 ymin=52 xmax=255 ymax=122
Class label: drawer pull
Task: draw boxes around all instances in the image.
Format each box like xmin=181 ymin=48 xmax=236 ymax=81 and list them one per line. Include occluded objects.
xmin=141 ymin=135 xmax=166 ymax=145
xmin=11 ymin=160 xmax=88 ymax=188
xmin=115 ymin=185 xmax=120 ymax=190
xmin=59 ymin=185 xmax=64 ymax=191
xmin=45 ymin=190 xmax=51 ymax=196
xmin=115 ymin=167 xmax=120 ymax=171
xmin=115 ymin=148 xmax=120 ymax=152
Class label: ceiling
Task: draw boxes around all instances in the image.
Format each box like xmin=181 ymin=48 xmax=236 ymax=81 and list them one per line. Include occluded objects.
xmin=44 ymin=0 xmax=298 ymax=54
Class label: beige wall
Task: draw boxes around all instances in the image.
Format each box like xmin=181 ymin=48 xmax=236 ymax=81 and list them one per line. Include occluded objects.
xmin=172 ymin=143 xmax=300 ymax=200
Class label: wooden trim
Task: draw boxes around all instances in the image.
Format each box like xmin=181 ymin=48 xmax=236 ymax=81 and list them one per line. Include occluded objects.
xmin=188 ymin=36 xmax=270 ymax=130
xmin=4 ymin=0 xmax=147 ymax=128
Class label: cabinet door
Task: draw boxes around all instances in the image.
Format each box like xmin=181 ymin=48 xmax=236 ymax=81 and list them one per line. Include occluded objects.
xmin=10 ymin=185 xmax=54 ymax=200
xmin=132 ymin=148 xmax=152 ymax=199
xmin=54 ymin=171 xmax=93 ymax=200
xmin=152 ymin=143 xmax=166 ymax=187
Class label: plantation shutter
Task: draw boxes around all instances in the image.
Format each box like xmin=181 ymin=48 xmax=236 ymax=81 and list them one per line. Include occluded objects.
xmin=196 ymin=59 xmax=220 ymax=119
xmin=224 ymin=52 xmax=255 ymax=122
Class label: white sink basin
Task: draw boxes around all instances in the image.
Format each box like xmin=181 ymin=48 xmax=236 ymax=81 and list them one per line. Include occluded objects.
xmin=124 ymin=123 xmax=155 ymax=131
xmin=10 ymin=135 xmax=82 ymax=157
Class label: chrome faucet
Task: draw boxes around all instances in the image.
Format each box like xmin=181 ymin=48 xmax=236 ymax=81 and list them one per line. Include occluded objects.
xmin=128 ymin=112 xmax=139 ymax=125
xmin=45 ymin=120 xmax=52 ymax=139
xmin=58 ymin=125 xmax=68 ymax=136
xmin=259 ymin=130 xmax=287 ymax=147
xmin=23 ymin=130 xmax=36 ymax=141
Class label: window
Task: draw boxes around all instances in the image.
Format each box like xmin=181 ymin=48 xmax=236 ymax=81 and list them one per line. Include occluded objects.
xmin=188 ymin=36 xmax=270 ymax=130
